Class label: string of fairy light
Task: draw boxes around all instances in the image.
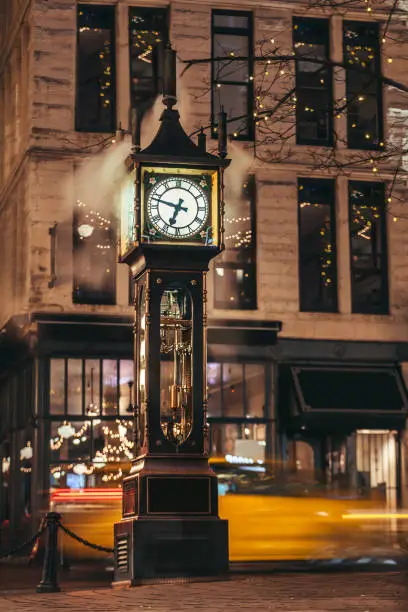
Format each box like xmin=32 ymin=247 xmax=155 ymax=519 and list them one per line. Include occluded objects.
xmin=299 ymin=180 xmax=393 ymax=290
xmin=212 ymin=8 xmax=398 ymax=145
xmin=49 ymin=419 xmax=134 ymax=481
xmin=78 ymin=9 xmax=114 ymax=113
xmin=76 ymin=199 xmax=113 ymax=248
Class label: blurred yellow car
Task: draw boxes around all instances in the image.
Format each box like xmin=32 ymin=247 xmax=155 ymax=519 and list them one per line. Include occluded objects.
xmin=50 ymin=460 xmax=397 ymax=563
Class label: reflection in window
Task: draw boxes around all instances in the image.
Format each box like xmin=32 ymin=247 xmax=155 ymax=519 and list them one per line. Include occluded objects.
xmin=49 ymin=418 xmax=135 ymax=485
xmin=298 ymin=178 xmax=337 ymax=312
xmin=207 ymin=363 xmax=222 ymax=417
xmin=76 ymin=5 xmax=116 ymax=132
xmin=210 ymin=422 xmax=266 ymax=460
xmin=215 ymin=176 xmax=256 ymax=309
xmin=212 ymin=10 xmax=253 ymax=139
xmin=67 ymin=360 xmax=82 ymax=416
xmin=207 ymin=363 xmax=266 ymax=418
xmin=85 ymin=360 xmax=100 ymax=416
xmin=293 ymin=18 xmax=332 ymax=145
xmin=102 ymin=360 xmax=118 ymax=415
xmin=129 ymin=7 xmax=168 ymax=112
xmin=49 ymin=358 xmax=133 ymax=417
xmin=119 ymin=360 xmax=134 ymax=416
xmin=50 ymin=360 xmax=65 ymax=415
xmin=223 ymin=364 xmax=244 ymax=417
xmin=349 ymin=181 xmax=388 ymax=314
xmin=344 ymin=22 xmax=383 ymax=149
xmin=93 ymin=419 xmax=134 ymax=463
xmin=73 ymin=198 xmax=116 ymax=304
xmin=245 ymin=365 xmax=265 ymax=417
xmin=50 ymin=421 xmax=91 ymax=463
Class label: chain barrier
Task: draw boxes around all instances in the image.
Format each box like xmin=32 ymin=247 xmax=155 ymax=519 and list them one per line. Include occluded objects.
xmin=0 ymin=521 xmax=46 ymax=559
xmin=1 ymin=511 xmax=115 ymax=593
xmin=57 ymin=521 xmax=114 ymax=554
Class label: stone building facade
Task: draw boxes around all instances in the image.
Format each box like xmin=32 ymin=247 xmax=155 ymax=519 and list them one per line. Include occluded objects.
xmin=1 ymin=0 xmax=408 ymax=546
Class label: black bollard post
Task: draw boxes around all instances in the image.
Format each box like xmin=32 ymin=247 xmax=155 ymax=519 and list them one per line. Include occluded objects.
xmin=37 ymin=511 xmax=61 ymax=593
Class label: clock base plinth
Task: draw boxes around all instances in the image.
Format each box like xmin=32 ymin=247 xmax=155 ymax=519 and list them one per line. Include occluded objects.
xmin=113 ymin=516 xmax=229 ymax=584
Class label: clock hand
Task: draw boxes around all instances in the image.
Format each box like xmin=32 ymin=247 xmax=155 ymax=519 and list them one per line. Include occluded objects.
xmin=169 ymin=198 xmax=186 ymax=226
xmin=152 ymin=196 xmax=188 ymax=212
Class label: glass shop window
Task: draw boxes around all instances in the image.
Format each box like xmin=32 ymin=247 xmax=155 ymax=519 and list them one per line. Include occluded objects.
xmin=50 ymin=421 xmax=91 ymax=463
xmin=129 ymin=7 xmax=168 ymax=112
xmin=73 ymin=198 xmax=117 ymax=305
xmin=212 ymin=10 xmax=253 ymax=139
xmin=76 ymin=4 xmax=116 ymax=132
xmin=49 ymin=358 xmax=135 ymax=417
xmin=207 ymin=363 xmax=222 ymax=417
xmin=207 ymin=363 xmax=266 ymax=418
xmin=210 ymin=422 xmax=266 ymax=460
xmin=93 ymin=419 xmax=134 ymax=463
xmin=214 ymin=176 xmax=256 ymax=309
xmin=50 ymin=359 xmax=65 ymax=415
xmin=119 ymin=360 xmax=134 ymax=416
xmin=67 ymin=359 xmax=82 ymax=416
xmin=298 ymin=178 xmax=337 ymax=312
xmin=85 ymin=359 xmax=100 ymax=416
xmin=102 ymin=359 xmax=118 ymax=416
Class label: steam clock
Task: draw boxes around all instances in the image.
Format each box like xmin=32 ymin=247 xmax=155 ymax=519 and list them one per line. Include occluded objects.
xmin=114 ymin=48 xmax=231 ymax=583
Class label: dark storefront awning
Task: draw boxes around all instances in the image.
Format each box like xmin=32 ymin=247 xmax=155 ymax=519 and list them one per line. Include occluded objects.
xmin=288 ymin=365 xmax=408 ymax=432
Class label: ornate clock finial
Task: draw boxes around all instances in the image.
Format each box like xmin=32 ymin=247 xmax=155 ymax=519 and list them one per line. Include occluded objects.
xmin=163 ymin=43 xmax=177 ymax=110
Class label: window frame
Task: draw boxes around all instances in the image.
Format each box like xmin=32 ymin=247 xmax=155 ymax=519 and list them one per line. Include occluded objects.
xmin=298 ymin=177 xmax=338 ymax=313
xmin=293 ymin=17 xmax=333 ymax=147
xmin=128 ymin=5 xmax=169 ymax=112
xmin=211 ymin=9 xmax=254 ymax=141
xmin=75 ymin=4 xmax=117 ymax=133
xmin=72 ymin=203 xmax=117 ymax=306
xmin=48 ymin=357 xmax=135 ymax=418
xmin=348 ymin=181 xmax=389 ymax=314
xmin=207 ymin=362 xmax=267 ymax=420
xmin=343 ymin=21 xmax=384 ymax=151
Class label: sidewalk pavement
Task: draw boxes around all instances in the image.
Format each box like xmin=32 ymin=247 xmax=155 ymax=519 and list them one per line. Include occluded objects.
xmin=1 ymin=571 xmax=408 ymax=611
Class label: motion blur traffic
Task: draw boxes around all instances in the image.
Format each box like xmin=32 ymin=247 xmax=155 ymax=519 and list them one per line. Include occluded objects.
xmin=50 ymin=458 xmax=406 ymax=564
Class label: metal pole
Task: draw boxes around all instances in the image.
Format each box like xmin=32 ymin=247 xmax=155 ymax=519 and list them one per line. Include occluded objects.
xmin=36 ymin=511 xmax=61 ymax=593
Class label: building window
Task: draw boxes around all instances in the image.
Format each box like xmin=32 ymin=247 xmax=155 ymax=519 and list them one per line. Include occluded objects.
xmin=207 ymin=362 xmax=267 ymax=460
xmin=298 ymin=178 xmax=337 ymax=312
xmin=50 ymin=358 xmax=134 ymax=417
xmin=207 ymin=363 xmax=266 ymax=419
xmin=344 ymin=21 xmax=383 ymax=150
xmin=214 ymin=176 xmax=256 ymax=309
xmin=129 ymin=7 xmax=168 ymax=113
xmin=49 ymin=357 xmax=134 ymax=484
xmin=349 ymin=182 xmax=388 ymax=314
xmin=76 ymin=5 xmax=116 ymax=132
xmin=212 ymin=10 xmax=253 ymax=140
xmin=73 ymin=199 xmax=117 ymax=304
xmin=293 ymin=18 xmax=332 ymax=146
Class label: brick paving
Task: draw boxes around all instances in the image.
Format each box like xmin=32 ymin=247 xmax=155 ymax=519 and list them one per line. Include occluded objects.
xmin=0 ymin=572 xmax=407 ymax=611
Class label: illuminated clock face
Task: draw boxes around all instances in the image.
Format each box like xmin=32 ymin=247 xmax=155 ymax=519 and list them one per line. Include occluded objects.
xmin=146 ymin=176 xmax=209 ymax=239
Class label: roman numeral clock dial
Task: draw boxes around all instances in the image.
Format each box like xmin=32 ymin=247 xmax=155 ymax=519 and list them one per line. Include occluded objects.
xmin=145 ymin=175 xmax=210 ymax=241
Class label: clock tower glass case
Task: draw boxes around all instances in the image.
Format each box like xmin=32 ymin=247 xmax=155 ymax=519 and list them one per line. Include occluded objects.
xmin=159 ymin=285 xmax=193 ymax=446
